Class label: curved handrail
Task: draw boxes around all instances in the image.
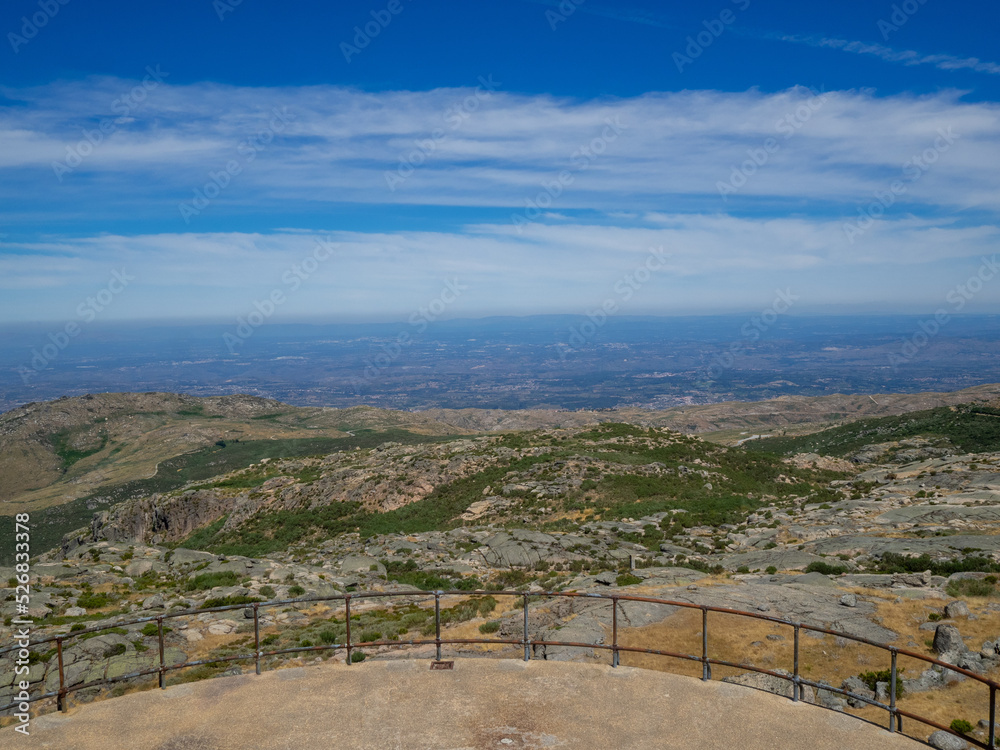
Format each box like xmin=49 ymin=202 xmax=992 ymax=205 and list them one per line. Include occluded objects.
xmin=2 ymin=590 xmax=995 ymax=748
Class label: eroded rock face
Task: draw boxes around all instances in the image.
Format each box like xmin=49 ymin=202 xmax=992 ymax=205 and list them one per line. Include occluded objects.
xmin=91 ymin=490 xmax=240 ymax=544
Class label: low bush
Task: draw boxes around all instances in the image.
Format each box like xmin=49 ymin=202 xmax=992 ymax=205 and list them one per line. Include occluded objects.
xmin=945 ymin=577 xmax=997 ymax=598
xmin=949 ymin=719 xmax=973 ymax=734
xmin=857 ymin=668 xmax=904 ymax=698
xmin=805 ymin=561 xmax=847 ymax=576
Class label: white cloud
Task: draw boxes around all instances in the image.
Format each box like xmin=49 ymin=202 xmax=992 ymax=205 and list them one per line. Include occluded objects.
xmin=1 ymin=80 xmax=998 ymax=214
xmin=1 ymin=80 xmax=998 ymax=320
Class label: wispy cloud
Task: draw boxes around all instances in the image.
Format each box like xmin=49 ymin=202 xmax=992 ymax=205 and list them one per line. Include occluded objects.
xmin=777 ymin=34 xmax=1000 ymax=76
xmin=1 ymin=79 xmax=998 ymax=321
xmin=1 ymin=80 xmax=998 ymax=217
xmin=2 ymin=215 xmax=998 ymax=321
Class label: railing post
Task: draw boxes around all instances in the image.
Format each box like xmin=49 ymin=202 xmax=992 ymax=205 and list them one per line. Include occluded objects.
xmin=345 ymin=595 xmax=352 ymax=666
xmin=611 ymin=596 xmax=619 ymax=668
xmin=157 ymin=617 xmax=165 ymax=689
xmin=701 ymin=607 xmax=710 ymax=681
xmin=435 ymin=593 xmax=442 ymax=662
xmin=523 ymin=592 xmax=530 ymax=662
xmin=56 ymin=637 xmax=66 ymax=713
xmin=888 ymin=650 xmax=897 ymax=732
xmin=792 ymin=625 xmax=800 ymax=702
xmin=253 ymin=603 xmax=261 ymax=675
xmin=990 ymin=684 xmax=996 ymax=749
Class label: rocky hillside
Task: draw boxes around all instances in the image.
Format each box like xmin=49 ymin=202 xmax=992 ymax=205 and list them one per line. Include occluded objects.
xmin=3 ymin=400 xmax=1000 ymax=747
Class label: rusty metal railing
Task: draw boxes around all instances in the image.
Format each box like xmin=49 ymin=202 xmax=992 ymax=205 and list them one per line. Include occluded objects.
xmin=1 ymin=590 xmax=995 ymax=748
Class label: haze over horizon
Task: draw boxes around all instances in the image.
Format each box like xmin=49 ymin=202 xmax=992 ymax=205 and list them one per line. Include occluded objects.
xmin=1 ymin=0 xmax=999 ymax=327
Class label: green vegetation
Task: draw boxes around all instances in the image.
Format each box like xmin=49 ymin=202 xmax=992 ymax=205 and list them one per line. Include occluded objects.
xmin=950 ymin=719 xmax=973 ymax=734
xmin=857 ymin=668 xmax=904 ymax=698
xmin=0 ymin=429 xmax=448 ymax=565
xmin=805 ymin=561 xmax=848 ymax=576
xmin=946 ymin=575 xmax=998 ymax=598
xmin=141 ymin=623 xmax=163 ymax=637
xmin=181 ymin=501 xmax=363 ymax=557
xmin=167 ymin=424 xmax=844 ymax=560
xmin=747 ymin=404 xmax=1000 ymax=458
xmin=287 ymin=585 xmax=306 ymax=597
xmin=76 ymin=591 xmax=115 ymax=609
xmin=103 ymin=643 xmax=127 ymax=658
xmin=870 ymin=553 xmax=1000 ymax=577
xmin=616 ymin=573 xmax=642 ymax=586
xmin=384 ymin=560 xmax=482 ymax=591
xmin=49 ymin=428 xmax=108 ymax=469
xmin=478 ymin=621 xmax=501 ymax=634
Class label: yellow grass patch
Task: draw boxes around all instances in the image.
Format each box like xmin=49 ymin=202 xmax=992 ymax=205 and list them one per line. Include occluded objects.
xmin=616 ymin=588 xmax=999 ymax=746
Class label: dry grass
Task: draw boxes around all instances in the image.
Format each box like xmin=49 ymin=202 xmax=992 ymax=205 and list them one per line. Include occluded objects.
xmin=616 ymin=588 xmax=1000 ymax=745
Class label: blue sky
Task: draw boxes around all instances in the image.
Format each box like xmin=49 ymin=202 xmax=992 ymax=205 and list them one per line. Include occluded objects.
xmin=1 ymin=0 xmax=999 ymax=323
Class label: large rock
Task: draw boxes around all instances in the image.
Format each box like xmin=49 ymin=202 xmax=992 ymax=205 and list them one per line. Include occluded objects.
xmin=841 ymin=675 xmax=875 ymax=708
xmin=167 ymin=548 xmax=217 ymax=565
xmin=933 ymin=624 xmax=968 ymax=662
xmin=928 ymin=730 xmax=967 ymax=750
xmin=340 ymin=555 xmax=385 ymax=576
xmin=944 ymin=600 xmax=970 ymax=619
xmin=125 ymin=559 xmax=167 ymax=577
xmin=903 ymin=666 xmax=948 ymax=693
xmin=723 ymin=669 xmax=815 ymax=703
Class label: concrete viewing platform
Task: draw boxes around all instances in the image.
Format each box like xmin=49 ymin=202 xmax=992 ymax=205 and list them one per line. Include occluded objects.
xmin=12 ymin=659 xmax=924 ymax=749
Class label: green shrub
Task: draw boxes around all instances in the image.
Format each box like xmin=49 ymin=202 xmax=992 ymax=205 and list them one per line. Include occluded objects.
xmin=946 ymin=577 xmax=997 ymax=598
xmin=318 ymin=629 xmax=340 ymax=645
xmin=287 ymin=585 xmax=306 ymax=597
xmin=76 ymin=591 xmax=114 ymax=609
xmin=70 ymin=623 xmax=86 ymax=632
xmin=261 ymin=633 xmax=279 ymax=646
xmin=950 ymin=719 xmax=973 ymax=734
xmin=140 ymin=622 xmax=172 ymax=637
xmin=103 ymin=643 xmax=127 ymax=658
xmin=350 ymin=651 xmax=366 ymax=663
xmin=616 ymin=573 xmax=642 ymax=586
xmin=259 ymin=585 xmax=277 ymax=599
xmin=765 ymin=566 xmax=777 ymax=575
xmin=805 ymin=561 xmax=847 ymax=576
xmin=736 ymin=566 xmax=751 ymax=574
xmin=478 ymin=621 xmax=501 ymax=634
xmin=858 ymin=668 xmax=904 ymax=698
